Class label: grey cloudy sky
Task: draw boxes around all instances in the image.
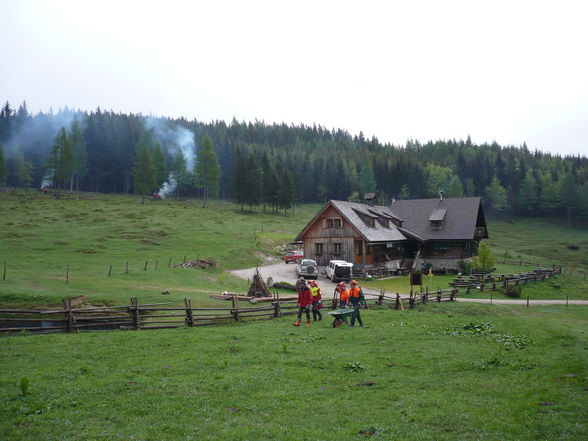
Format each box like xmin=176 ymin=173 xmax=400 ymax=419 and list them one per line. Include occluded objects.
xmin=1 ymin=0 xmax=587 ymax=156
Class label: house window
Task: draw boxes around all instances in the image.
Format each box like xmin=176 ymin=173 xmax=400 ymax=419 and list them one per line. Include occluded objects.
xmin=430 ymin=220 xmax=443 ymax=230
xmin=326 ymin=218 xmax=342 ymax=228
xmin=333 ymin=243 xmax=342 ymax=254
xmin=314 ymin=243 xmax=324 ymax=255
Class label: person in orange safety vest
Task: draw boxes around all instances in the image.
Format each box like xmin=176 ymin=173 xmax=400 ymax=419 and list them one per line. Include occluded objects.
xmin=349 ymin=280 xmax=364 ymax=327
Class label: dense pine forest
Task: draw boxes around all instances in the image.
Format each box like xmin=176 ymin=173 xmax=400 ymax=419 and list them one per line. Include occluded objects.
xmin=0 ymin=100 xmax=586 ymax=222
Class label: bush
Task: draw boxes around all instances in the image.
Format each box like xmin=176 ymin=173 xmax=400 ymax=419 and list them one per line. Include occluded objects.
xmin=501 ymin=285 xmax=522 ymax=298
xmin=458 ymin=260 xmax=472 ymax=275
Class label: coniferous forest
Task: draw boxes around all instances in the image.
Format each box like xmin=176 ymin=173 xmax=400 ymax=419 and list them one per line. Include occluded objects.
xmin=0 ymin=101 xmax=586 ymax=222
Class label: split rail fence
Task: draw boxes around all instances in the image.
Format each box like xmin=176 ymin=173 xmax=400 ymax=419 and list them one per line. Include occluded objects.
xmin=0 ymin=266 xmax=567 ymax=335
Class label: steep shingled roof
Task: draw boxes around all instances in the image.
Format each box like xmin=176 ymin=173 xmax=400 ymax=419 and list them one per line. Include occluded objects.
xmin=389 ymin=197 xmax=484 ymax=240
xmin=296 ymin=197 xmax=486 ymax=244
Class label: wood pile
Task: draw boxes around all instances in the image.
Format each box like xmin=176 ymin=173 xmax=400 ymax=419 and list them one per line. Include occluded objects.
xmin=175 ymin=258 xmax=216 ymax=269
xmin=247 ymin=268 xmax=272 ymax=298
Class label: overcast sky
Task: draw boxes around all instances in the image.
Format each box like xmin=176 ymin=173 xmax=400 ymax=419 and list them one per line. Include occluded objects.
xmin=1 ymin=0 xmax=587 ymax=156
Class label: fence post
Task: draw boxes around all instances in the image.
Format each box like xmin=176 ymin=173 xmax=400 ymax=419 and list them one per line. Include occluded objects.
xmin=273 ymin=301 xmax=282 ymax=318
xmin=108 ymin=264 xmax=112 ymax=277
xmin=526 ymin=295 xmax=530 ymax=308
xmin=232 ymin=296 xmax=240 ymax=322
xmin=184 ymin=297 xmax=194 ymax=327
xmin=62 ymin=299 xmax=72 ymax=333
xmin=130 ymin=297 xmax=140 ymax=330
xmin=409 ymin=295 xmax=415 ymax=309
xmin=66 ymin=265 xmax=70 ymax=284
xmin=155 ymin=260 xmax=158 ymax=270
xmin=450 ymin=289 xmax=457 ymax=302
xmin=168 ymin=257 xmax=172 ymax=268
xmin=144 ymin=260 xmax=148 ymax=271
xmin=436 ymin=290 xmax=441 ymax=302
xmin=2 ymin=261 xmax=6 ymax=280
xmin=125 ymin=262 xmax=129 ymax=274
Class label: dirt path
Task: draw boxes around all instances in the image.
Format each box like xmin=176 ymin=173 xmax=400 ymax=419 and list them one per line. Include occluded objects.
xmin=456 ymin=298 xmax=588 ymax=305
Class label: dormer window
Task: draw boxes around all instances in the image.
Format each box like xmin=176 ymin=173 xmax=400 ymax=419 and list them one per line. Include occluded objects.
xmin=429 ymin=208 xmax=446 ymax=230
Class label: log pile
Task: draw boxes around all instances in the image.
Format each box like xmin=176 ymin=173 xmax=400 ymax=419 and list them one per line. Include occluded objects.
xmin=175 ymin=258 xmax=216 ymax=269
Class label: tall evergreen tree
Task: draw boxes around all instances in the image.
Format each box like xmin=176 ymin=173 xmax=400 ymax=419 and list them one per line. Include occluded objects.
xmin=517 ymin=170 xmax=538 ymax=213
xmin=559 ymin=172 xmax=578 ymax=225
xmin=152 ymin=143 xmax=167 ymax=189
xmin=69 ymin=119 xmax=87 ymax=191
xmin=194 ymin=135 xmax=221 ymax=207
xmin=14 ymin=149 xmax=32 ymax=188
xmin=538 ymin=171 xmax=560 ymax=214
xmin=170 ymin=149 xmax=190 ymax=198
xmin=447 ymin=175 xmax=464 ymax=198
xmin=133 ymin=146 xmax=156 ymax=204
xmin=484 ymin=176 xmax=509 ymax=212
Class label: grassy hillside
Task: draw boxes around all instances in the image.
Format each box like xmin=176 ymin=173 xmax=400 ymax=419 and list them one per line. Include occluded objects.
xmin=1 ymin=190 xmax=588 ymax=309
xmin=0 ymin=190 xmax=320 ymax=309
xmin=1 ymin=303 xmax=586 ymax=441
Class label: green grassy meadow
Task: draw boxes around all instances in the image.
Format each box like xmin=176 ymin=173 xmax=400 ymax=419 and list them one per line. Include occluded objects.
xmin=0 ymin=190 xmax=321 ymax=309
xmin=1 ymin=303 xmax=586 ymax=441
xmin=1 ymin=191 xmax=588 ymax=440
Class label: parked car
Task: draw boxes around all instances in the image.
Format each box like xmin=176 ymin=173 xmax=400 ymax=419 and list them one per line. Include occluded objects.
xmin=325 ymin=259 xmax=353 ymax=283
xmin=295 ymin=259 xmax=319 ymax=280
xmin=284 ymin=250 xmax=304 ymax=264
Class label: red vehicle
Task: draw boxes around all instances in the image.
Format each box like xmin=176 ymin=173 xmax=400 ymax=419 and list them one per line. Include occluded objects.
xmin=284 ymin=250 xmax=303 ymax=264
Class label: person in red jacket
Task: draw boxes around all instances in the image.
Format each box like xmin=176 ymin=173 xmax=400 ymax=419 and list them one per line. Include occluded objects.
xmin=294 ymin=278 xmax=313 ymax=326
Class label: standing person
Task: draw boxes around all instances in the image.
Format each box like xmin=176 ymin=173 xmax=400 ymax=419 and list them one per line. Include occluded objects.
xmin=308 ymin=280 xmax=322 ymax=321
xmin=294 ymin=278 xmax=313 ymax=326
xmin=349 ymin=280 xmax=365 ymax=327
xmin=335 ymin=281 xmax=349 ymax=308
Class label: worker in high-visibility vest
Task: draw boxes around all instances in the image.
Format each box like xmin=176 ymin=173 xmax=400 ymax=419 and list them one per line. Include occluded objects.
xmin=335 ymin=281 xmax=349 ymax=308
xmin=308 ymin=280 xmax=322 ymax=321
xmin=349 ymin=280 xmax=365 ymax=327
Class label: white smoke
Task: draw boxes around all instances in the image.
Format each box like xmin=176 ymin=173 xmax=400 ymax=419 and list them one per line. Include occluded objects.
xmin=40 ymin=172 xmax=53 ymax=189
xmin=158 ymin=175 xmax=177 ymax=199
xmin=144 ymin=117 xmax=196 ymax=171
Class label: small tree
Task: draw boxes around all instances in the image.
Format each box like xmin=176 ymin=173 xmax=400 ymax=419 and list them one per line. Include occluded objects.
xmin=472 ymin=241 xmax=495 ymax=273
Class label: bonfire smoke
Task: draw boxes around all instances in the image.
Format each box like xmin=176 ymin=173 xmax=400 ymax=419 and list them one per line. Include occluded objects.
xmin=159 ymin=175 xmax=177 ymax=199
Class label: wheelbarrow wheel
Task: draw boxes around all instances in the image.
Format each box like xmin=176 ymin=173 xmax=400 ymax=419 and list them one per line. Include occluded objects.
xmin=332 ymin=319 xmax=342 ymax=328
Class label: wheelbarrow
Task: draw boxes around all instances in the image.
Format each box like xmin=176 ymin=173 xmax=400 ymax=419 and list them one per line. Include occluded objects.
xmin=328 ymin=308 xmax=355 ymax=327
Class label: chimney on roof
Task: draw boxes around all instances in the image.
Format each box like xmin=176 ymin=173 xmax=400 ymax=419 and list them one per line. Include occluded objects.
xmin=364 ymin=192 xmax=376 ymax=205
xmin=439 ymin=190 xmax=444 ymax=202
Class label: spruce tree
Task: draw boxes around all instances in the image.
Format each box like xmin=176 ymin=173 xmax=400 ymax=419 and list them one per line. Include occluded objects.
xmin=69 ymin=119 xmax=87 ymax=191
xmin=447 ymin=175 xmax=464 ymax=198
xmin=484 ymin=176 xmax=509 ymax=212
xmin=194 ymin=135 xmax=221 ymax=208
xmin=133 ymin=146 xmax=156 ymax=204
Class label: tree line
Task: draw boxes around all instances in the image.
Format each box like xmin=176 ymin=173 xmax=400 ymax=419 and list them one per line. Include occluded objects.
xmin=0 ymin=100 xmax=587 ymax=221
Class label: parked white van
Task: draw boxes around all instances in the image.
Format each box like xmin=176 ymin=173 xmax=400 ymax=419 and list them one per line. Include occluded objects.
xmin=325 ymin=260 xmax=353 ymax=283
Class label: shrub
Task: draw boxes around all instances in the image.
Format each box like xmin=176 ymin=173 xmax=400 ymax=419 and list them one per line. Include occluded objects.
xmin=20 ymin=377 xmax=30 ymax=396
xmin=501 ymin=285 xmax=522 ymax=298
xmin=457 ymin=260 xmax=472 ymax=275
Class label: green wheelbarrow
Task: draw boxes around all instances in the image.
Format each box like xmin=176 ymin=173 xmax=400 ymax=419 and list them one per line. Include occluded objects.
xmin=328 ymin=308 xmax=355 ymax=327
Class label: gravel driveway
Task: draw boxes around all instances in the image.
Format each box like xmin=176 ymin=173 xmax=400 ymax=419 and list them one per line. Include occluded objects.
xmin=230 ymin=263 xmax=384 ymax=299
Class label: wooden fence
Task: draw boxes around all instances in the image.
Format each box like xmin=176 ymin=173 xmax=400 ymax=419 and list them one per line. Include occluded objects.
xmin=0 ymin=265 xmax=569 ymax=334
xmin=0 ymin=296 xmax=300 ymax=334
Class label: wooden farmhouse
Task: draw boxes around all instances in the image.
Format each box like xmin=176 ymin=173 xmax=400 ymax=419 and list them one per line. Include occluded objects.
xmin=295 ymin=195 xmax=489 ymax=273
